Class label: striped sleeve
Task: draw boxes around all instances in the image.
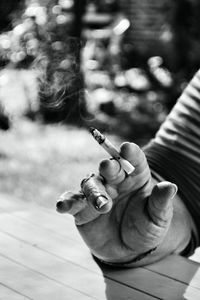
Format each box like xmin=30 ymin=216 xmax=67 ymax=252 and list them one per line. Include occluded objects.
xmin=144 ymin=70 xmax=200 ymax=246
xmin=154 ymin=70 xmax=200 ymax=165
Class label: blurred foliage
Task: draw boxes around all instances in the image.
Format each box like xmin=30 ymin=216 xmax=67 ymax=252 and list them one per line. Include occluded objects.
xmin=1 ymin=0 xmax=200 ymax=142
xmin=81 ymin=0 xmax=200 ymax=143
xmin=0 ymin=0 xmax=85 ymax=125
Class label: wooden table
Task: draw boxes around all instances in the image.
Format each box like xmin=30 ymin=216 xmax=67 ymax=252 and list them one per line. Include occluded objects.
xmin=0 ymin=194 xmax=200 ymax=300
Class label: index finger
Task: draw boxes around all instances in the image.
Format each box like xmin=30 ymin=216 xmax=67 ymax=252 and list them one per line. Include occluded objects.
xmin=120 ymin=142 xmax=148 ymax=175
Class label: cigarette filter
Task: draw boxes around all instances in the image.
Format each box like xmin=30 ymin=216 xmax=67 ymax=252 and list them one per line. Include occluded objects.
xmin=89 ymin=127 xmax=135 ymax=175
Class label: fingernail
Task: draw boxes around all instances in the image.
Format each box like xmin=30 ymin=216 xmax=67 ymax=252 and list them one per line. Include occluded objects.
xmin=80 ymin=174 xmax=95 ymax=188
xmin=95 ymin=196 xmax=108 ymax=209
xmin=171 ymin=184 xmax=178 ymax=199
xmin=56 ymin=201 xmax=64 ymax=210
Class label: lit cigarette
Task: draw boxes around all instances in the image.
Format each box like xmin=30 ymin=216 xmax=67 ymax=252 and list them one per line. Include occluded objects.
xmin=89 ymin=127 xmax=135 ymax=175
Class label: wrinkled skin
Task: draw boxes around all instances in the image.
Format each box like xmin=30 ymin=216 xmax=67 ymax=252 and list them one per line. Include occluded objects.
xmin=57 ymin=143 xmax=192 ymax=266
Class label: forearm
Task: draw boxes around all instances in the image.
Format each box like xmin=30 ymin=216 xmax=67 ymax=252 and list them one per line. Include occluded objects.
xmin=144 ymin=69 xmax=200 ymax=251
xmin=144 ymin=141 xmax=200 ymax=260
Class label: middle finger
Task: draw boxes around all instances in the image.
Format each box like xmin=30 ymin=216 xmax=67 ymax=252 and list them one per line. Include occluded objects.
xmin=99 ymin=159 xmax=126 ymax=185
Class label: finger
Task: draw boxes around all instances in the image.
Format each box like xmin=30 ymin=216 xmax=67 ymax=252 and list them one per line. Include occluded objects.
xmin=81 ymin=174 xmax=113 ymax=214
xmin=147 ymin=182 xmax=177 ymax=227
xmin=104 ymin=184 xmax=119 ymax=199
xmin=120 ymin=142 xmax=148 ymax=174
xmin=56 ymin=191 xmax=87 ymax=215
xmin=99 ymin=159 xmax=126 ymax=185
xmin=118 ymin=142 xmax=151 ymax=194
xmin=118 ymin=166 xmax=151 ymax=195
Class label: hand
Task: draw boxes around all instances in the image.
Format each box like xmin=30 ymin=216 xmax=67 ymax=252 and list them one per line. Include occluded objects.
xmin=56 ymin=142 xmax=181 ymax=266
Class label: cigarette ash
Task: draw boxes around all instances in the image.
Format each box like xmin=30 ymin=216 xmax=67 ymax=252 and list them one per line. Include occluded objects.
xmin=89 ymin=127 xmax=105 ymax=144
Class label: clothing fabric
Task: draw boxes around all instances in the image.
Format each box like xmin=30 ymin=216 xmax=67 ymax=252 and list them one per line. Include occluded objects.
xmin=144 ymin=70 xmax=200 ymax=246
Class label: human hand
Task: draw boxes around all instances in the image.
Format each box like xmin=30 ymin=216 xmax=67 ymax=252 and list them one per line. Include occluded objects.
xmin=56 ymin=142 xmax=178 ymax=266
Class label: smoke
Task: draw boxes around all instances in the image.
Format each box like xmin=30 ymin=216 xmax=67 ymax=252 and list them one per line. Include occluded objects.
xmin=32 ymin=37 xmax=96 ymax=124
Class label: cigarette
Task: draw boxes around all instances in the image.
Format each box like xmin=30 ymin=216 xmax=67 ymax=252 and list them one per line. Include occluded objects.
xmin=89 ymin=127 xmax=135 ymax=175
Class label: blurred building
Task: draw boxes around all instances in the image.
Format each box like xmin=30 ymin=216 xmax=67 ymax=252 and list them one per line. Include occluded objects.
xmin=118 ymin=0 xmax=174 ymax=62
xmin=82 ymin=0 xmax=175 ymax=69
xmin=119 ymin=0 xmax=200 ymax=75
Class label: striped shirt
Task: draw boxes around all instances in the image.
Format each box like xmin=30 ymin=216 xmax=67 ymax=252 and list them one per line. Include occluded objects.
xmin=144 ymin=70 xmax=200 ymax=246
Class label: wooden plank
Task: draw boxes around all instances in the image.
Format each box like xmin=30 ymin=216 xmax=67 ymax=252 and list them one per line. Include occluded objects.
xmin=1 ymin=203 xmax=200 ymax=284
xmin=190 ymin=248 xmax=200 ymax=264
xmin=0 ymin=255 xmax=96 ymax=300
xmin=0 ymin=215 xmax=198 ymax=300
xmin=0 ymin=231 xmax=156 ymax=300
xmin=0 ymin=283 xmax=31 ymax=300
xmin=103 ymin=266 xmax=200 ymax=300
xmin=0 ymin=231 xmax=106 ymax=300
xmin=1 ymin=210 xmax=200 ymax=289
xmin=145 ymin=255 xmax=200 ymax=290
xmin=1 ymin=195 xmax=200 ymax=299
xmin=13 ymin=209 xmax=82 ymax=243
xmin=0 ymin=212 xmax=99 ymax=272
xmin=101 ymin=278 xmax=157 ymax=300
xmin=0 ymin=195 xmax=82 ymax=243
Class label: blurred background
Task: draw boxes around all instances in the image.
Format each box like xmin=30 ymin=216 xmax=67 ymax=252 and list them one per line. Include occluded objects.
xmin=1 ymin=0 xmax=200 ymax=208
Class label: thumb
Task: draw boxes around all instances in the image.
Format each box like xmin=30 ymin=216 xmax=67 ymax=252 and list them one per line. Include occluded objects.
xmin=147 ymin=182 xmax=178 ymax=227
